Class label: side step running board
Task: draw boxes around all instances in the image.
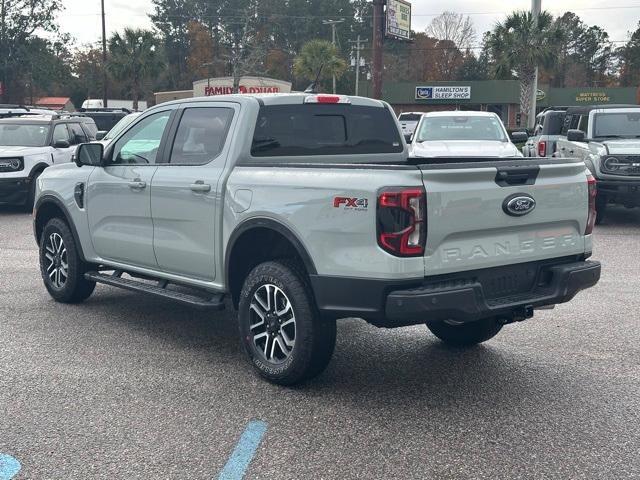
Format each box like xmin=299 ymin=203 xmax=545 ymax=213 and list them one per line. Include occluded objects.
xmin=85 ymin=271 xmax=225 ymax=310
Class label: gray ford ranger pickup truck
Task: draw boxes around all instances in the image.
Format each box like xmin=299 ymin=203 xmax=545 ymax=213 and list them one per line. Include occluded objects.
xmin=33 ymin=93 xmax=601 ymax=385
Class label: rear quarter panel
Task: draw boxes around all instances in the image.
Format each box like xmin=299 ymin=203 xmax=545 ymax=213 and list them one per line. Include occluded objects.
xmin=224 ymin=165 xmax=425 ymax=280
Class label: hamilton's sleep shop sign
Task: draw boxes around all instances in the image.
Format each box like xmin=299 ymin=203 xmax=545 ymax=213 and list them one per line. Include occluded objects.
xmin=416 ymin=86 xmax=472 ymax=100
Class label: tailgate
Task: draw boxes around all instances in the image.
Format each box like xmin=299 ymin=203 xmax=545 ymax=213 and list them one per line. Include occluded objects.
xmin=419 ymin=158 xmax=589 ymax=276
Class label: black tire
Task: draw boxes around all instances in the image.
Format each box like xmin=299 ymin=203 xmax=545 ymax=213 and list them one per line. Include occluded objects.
xmin=427 ymin=317 xmax=502 ymax=346
xmin=39 ymin=217 xmax=96 ymax=303
xmin=25 ymin=171 xmax=42 ymax=212
xmin=238 ymin=260 xmax=336 ymax=386
xmin=595 ymin=195 xmax=607 ymax=225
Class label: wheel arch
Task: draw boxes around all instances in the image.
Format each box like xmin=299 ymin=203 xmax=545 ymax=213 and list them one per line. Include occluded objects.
xmin=28 ymin=162 xmax=50 ymax=180
xmin=225 ymin=217 xmax=317 ymax=308
xmin=34 ymin=195 xmax=86 ymax=261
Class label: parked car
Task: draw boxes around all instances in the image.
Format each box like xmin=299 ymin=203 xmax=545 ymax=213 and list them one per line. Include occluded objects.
xmin=77 ymin=108 xmax=132 ymax=132
xmin=522 ymin=109 xmax=566 ymax=157
xmin=0 ymin=105 xmax=56 ymax=118
xmin=0 ymin=114 xmax=98 ymax=208
xmin=398 ymin=112 xmax=423 ymax=141
xmin=555 ymin=105 xmax=640 ymax=223
xmin=33 ymin=93 xmax=600 ymax=385
xmin=96 ymin=112 xmax=142 ymax=143
xmin=410 ymin=111 xmax=527 ymax=157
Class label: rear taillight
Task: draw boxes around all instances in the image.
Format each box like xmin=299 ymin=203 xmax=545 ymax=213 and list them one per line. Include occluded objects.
xmin=377 ymin=187 xmax=426 ymax=257
xmin=538 ymin=140 xmax=547 ymax=157
xmin=585 ymin=174 xmax=597 ymax=235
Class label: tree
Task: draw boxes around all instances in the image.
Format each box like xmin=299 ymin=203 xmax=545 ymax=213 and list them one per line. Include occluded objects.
xmin=108 ymin=29 xmax=164 ymax=110
xmin=426 ymin=11 xmax=476 ymax=50
xmin=185 ymin=21 xmax=217 ymax=81
xmin=488 ymin=11 xmax=562 ymax=127
xmin=619 ymin=22 xmax=640 ymax=87
xmin=0 ymin=0 xmax=63 ymax=102
xmin=293 ymin=39 xmax=347 ymax=91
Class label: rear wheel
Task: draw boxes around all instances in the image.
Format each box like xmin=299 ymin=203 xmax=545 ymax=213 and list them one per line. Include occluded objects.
xmin=238 ymin=260 xmax=336 ymax=386
xmin=427 ymin=317 xmax=502 ymax=346
xmin=39 ymin=218 xmax=95 ymax=303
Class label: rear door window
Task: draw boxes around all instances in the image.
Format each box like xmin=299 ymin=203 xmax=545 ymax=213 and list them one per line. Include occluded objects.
xmin=251 ymin=104 xmax=403 ymax=157
xmin=68 ymin=123 xmax=88 ymax=145
xmin=169 ymin=107 xmax=234 ymax=165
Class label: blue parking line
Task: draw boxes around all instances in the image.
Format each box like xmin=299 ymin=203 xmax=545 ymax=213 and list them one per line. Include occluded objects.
xmin=218 ymin=420 xmax=267 ymax=480
xmin=0 ymin=454 xmax=21 ymax=480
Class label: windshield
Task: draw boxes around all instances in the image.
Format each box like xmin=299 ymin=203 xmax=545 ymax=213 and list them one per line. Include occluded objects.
xmin=593 ymin=112 xmax=640 ymax=138
xmin=104 ymin=113 xmax=141 ymax=140
xmin=399 ymin=113 xmax=422 ymax=122
xmin=416 ymin=115 xmax=507 ymax=142
xmin=0 ymin=123 xmax=50 ymax=147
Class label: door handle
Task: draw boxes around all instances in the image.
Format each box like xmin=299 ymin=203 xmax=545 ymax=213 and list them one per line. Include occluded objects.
xmin=128 ymin=180 xmax=147 ymax=190
xmin=190 ymin=181 xmax=211 ymax=193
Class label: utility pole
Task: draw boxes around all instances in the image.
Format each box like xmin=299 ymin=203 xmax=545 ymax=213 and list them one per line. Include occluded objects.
xmin=101 ymin=0 xmax=108 ymax=108
xmin=349 ymin=36 xmax=367 ymax=96
xmin=372 ymin=0 xmax=385 ymax=99
xmin=322 ymin=19 xmax=344 ymax=94
xmin=529 ymin=0 xmax=542 ymax=130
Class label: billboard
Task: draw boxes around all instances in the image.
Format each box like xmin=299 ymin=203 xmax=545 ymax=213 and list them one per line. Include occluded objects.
xmin=416 ymin=86 xmax=472 ymax=100
xmin=386 ymin=0 xmax=411 ymax=41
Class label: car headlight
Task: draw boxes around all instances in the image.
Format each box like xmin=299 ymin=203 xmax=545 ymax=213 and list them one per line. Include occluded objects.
xmin=603 ymin=156 xmax=622 ymax=172
xmin=0 ymin=157 xmax=23 ymax=172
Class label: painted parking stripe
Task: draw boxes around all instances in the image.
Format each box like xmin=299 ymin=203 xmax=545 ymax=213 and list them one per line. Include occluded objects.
xmin=218 ymin=420 xmax=267 ymax=480
xmin=0 ymin=454 xmax=21 ymax=480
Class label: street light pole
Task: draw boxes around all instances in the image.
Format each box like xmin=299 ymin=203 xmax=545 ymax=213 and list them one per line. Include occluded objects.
xmin=101 ymin=0 xmax=108 ymax=108
xmin=528 ymin=0 xmax=542 ymax=130
xmin=323 ymin=19 xmax=344 ymax=94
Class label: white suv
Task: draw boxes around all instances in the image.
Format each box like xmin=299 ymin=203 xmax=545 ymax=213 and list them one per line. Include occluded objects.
xmin=0 ymin=115 xmax=97 ymax=208
xmin=410 ymin=111 xmax=527 ymax=158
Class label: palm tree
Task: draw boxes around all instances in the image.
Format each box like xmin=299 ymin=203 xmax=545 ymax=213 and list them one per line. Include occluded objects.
xmin=108 ymin=29 xmax=164 ymax=110
xmin=293 ymin=39 xmax=347 ymax=92
xmin=488 ymin=11 xmax=563 ymax=127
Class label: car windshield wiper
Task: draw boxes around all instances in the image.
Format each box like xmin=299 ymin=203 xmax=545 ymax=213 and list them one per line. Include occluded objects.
xmin=597 ymin=135 xmax=624 ymax=139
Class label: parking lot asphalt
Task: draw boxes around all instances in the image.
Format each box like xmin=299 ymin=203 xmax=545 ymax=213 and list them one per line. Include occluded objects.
xmin=1 ymin=207 xmax=639 ymax=480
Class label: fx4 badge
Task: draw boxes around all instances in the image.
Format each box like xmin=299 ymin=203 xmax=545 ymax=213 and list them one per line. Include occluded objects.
xmin=334 ymin=197 xmax=369 ymax=211
xmin=503 ymin=194 xmax=536 ymax=217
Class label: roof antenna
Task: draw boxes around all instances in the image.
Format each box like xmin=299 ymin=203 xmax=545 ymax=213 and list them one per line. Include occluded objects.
xmin=304 ymin=64 xmax=324 ymax=94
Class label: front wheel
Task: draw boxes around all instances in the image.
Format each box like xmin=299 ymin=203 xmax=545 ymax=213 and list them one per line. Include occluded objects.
xmin=238 ymin=260 xmax=336 ymax=386
xmin=595 ymin=195 xmax=607 ymax=225
xmin=427 ymin=317 xmax=502 ymax=346
xmin=39 ymin=218 xmax=96 ymax=303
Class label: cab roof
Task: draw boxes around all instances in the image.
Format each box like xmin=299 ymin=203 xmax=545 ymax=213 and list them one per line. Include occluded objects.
xmin=158 ymin=93 xmax=387 ymax=109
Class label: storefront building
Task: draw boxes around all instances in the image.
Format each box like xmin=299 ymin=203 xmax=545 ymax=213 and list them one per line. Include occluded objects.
xmin=359 ymin=80 xmax=640 ymax=129
xmin=155 ymin=76 xmax=293 ymax=105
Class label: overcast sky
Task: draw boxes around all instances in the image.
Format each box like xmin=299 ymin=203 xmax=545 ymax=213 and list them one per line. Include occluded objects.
xmin=57 ymin=0 xmax=640 ymax=49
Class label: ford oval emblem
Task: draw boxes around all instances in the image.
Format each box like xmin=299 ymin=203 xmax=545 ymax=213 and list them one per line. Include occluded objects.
xmin=503 ymin=194 xmax=536 ymax=217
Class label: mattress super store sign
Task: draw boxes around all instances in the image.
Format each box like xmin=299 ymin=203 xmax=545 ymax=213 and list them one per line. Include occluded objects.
xmin=416 ymin=86 xmax=471 ymax=100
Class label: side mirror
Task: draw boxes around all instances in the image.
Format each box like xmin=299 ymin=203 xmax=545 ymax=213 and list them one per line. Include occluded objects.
xmin=511 ymin=131 xmax=528 ymax=143
xmin=75 ymin=143 xmax=104 ymax=167
xmin=53 ymin=139 xmax=70 ymax=149
xmin=567 ymin=129 xmax=586 ymax=142
xmin=404 ymin=133 xmax=413 ymax=143
xmin=95 ymin=131 xmax=107 ymax=141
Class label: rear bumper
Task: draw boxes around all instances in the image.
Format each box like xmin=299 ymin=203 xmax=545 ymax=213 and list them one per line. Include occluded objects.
xmin=310 ymin=257 xmax=600 ymax=327
xmin=0 ymin=177 xmax=29 ymax=205
xmin=385 ymin=260 xmax=600 ymax=326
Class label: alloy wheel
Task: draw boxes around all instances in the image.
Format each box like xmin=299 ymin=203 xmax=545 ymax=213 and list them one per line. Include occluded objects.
xmin=44 ymin=232 xmax=68 ymax=289
xmin=249 ymin=284 xmax=296 ymax=364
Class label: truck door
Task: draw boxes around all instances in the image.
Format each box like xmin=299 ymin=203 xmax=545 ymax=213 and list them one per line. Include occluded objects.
xmin=150 ymin=103 xmax=237 ymax=281
xmin=50 ymin=124 xmax=75 ymax=164
xmin=87 ymin=110 xmax=173 ymax=269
